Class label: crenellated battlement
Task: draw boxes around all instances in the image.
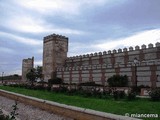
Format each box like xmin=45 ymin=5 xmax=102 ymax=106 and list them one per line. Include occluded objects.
xmin=43 ymin=33 xmax=68 ymax=43
xmin=67 ymin=42 xmax=160 ymax=60
xmin=64 ymin=42 xmax=160 ymax=69
xmin=44 ymin=33 xmax=68 ymax=40
xmin=41 ymin=33 xmax=160 ymax=87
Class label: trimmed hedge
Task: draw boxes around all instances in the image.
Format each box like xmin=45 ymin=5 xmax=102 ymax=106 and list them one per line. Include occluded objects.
xmin=107 ymin=75 xmax=128 ymax=87
xmin=149 ymin=88 xmax=160 ymax=101
xmin=48 ymin=77 xmax=63 ymax=84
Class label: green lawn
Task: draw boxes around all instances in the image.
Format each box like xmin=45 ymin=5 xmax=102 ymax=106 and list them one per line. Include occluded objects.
xmin=0 ymin=86 xmax=160 ymax=120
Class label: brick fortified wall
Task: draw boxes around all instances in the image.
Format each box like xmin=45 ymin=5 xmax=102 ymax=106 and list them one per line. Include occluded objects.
xmin=57 ymin=42 xmax=160 ymax=87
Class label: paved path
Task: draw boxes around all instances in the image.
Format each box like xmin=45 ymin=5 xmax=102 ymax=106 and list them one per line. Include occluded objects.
xmin=0 ymin=96 xmax=73 ymax=120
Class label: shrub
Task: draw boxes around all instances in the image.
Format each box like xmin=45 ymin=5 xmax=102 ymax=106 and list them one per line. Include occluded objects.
xmin=10 ymin=101 xmax=18 ymax=120
xmin=46 ymin=86 xmax=51 ymax=91
xmin=127 ymin=91 xmax=136 ymax=101
xmin=119 ymin=91 xmax=126 ymax=99
xmin=107 ymin=75 xmax=128 ymax=87
xmin=113 ymin=90 xmax=125 ymax=100
xmin=83 ymin=89 xmax=93 ymax=97
xmin=34 ymin=85 xmax=45 ymax=90
xmin=113 ymin=91 xmax=119 ymax=100
xmin=48 ymin=77 xmax=63 ymax=85
xmin=26 ymin=68 xmax=36 ymax=86
xmin=0 ymin=101 xmax=18 ymax=120
xmin=103 ymin=88 xmax=112 ymax=95
xmin=0 ymin=109 xmax=7 ymax=120
xmin=79 ymin=81 xmax=102 ymax=86
xmin=91 ymin=87 xmax=102 ymax=98
xmin=131 ymin=86 xmax=139 ymax=95
xmin=132 ymin=85 xmax=150 ymax=95
xmin=52 ymin=87 xmax=61 ymax=93
xmin=149 ymin=89 xmax=160 ymax=101
xmin=66 ymin=89 xmax=77 ymax=96
xmin=59 ymin=86 xmax=68 ymax=93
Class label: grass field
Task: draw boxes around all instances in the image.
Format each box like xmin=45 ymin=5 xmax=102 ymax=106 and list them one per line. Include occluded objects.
xmin=0 ymin=86 xmax=160 ymax=120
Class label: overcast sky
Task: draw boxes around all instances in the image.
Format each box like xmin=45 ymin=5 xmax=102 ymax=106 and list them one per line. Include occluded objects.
xmin=0 ymin=0 xmax=160 ymax=75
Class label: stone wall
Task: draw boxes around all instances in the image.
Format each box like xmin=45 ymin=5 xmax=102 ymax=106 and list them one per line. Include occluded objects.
xmin=65 ymin=43 xmax=160 ymax=67
xmin=22 ymin=57 xmax=34 ymax=81
xmin=57 ymin=42 xmax=160 ymax=87
xmin=43 ymin=34 xmax=68 ymax=81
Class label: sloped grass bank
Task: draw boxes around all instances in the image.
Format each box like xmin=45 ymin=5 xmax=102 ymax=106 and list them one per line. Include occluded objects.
xmin=0 ymin=86 xmax=160 ymax=119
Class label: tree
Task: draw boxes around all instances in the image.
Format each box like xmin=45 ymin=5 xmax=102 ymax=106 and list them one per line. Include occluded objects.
xmin=35 ymin=66 xmax=43 ymax=80
xmin=26 ymin=68 xmax=36 ymax=86
xmin=26 ymin=66 xmax=43 ymax=85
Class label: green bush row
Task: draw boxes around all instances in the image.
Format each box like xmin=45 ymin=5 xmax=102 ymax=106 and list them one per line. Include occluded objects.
xmin=149 ymin=88 xmax=160 ymax=101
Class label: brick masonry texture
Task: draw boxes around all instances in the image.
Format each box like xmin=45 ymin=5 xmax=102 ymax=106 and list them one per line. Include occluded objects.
xmin=40 ymin=34 xmax=160 ymax=87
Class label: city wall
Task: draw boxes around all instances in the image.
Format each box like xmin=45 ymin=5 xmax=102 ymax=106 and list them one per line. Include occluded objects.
xmin=57 ymin=43 xmax=160 ymax=87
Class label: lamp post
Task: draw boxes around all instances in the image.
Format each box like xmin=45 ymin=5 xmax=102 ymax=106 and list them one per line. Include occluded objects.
xmin=2 ymin=72 xmax=4 ymax=84
xmin=133 ymin=58 xmax=139 ymax=87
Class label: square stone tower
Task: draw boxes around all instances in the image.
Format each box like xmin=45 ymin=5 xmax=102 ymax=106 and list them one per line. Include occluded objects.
xmin=22 ymin=57 xmax=34 ymax=81
xmin=43 ymin=34 xmax=68 ymax=81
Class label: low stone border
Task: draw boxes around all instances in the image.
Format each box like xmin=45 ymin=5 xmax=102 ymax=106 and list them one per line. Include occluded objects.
xmin=0 ymin=89 xmax=141 ymax=120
